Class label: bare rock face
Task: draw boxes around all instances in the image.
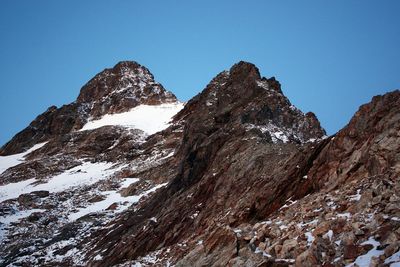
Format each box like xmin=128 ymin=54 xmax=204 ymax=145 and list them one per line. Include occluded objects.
xmin=0 ymin=61 xmax=177 ymax=155
xmin=308 ymin=90 xmax=400 ymax=190
xmin=84 ymin=71 xmax=398 ymax=266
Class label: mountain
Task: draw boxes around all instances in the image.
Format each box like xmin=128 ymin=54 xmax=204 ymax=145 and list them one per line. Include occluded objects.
xmin=0 ymin=61 xmax=399 ymax=267
xmin=0 ymin=61 xmax=177 ymax=156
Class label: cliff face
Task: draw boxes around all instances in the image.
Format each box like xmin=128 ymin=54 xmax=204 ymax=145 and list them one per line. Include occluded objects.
xmin=0 ymin=61 xmax=399 ymax=267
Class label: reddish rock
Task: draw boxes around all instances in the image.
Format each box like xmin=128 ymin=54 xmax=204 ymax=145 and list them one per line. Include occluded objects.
xmin=343 ymin=244 xmax=373 ymax=260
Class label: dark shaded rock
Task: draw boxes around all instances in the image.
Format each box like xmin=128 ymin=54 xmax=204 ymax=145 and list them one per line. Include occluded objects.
xmin=17 ymin=191 xmax=49 ymax=206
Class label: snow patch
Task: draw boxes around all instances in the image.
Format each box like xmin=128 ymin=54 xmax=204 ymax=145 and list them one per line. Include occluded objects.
xmin=0 ymin=208 xmax=45 ymax=239
xmin=80 ymin=102 xmax=184 ymax=134
xmin=305 ymin=232 xmax=314 ymax=246
xmin=0 ymin=142 xmax=48 ymax=175
xmin=68 ymin=181 xmax=168 ymax=221
xmin=337 ymin=212 xmax=352 ymax=220
xmin=349 ymin=189 xmax=362 ymax=201
xmin=0 ymin=161 xmax=116 ymax=202
xmin=385 ymin=250 xmax=400 ymax=265
xmin=347 ymin=237 xmax=384 ymax=267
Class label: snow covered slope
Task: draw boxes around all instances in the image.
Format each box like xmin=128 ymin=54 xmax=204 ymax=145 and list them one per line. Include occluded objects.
xmin=79 ymin=102 xmax=184 ymax=134
xmin=0 ymin=142 xmax=47 ymax=175
xmin=0 ymin=161 xmax=117 ymax=202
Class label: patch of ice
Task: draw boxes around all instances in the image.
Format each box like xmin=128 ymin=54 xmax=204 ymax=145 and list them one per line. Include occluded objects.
xmin=349 ymin=189 xmax=362 ymax=201
xmin=305 ymin=232 xmax=314 ymax=246
xmin=119 ymin=177 xmax=140 ymax=188
xmin=0 ymin=142 xmax=48 ymax=175
xmin=93 ymin=254 xmax=103 ymax=261
xmin=80 ymin=102 xmax=184 ymax=134
xmin=323 ymin=230 xmax=333 ymax=241
xmin=255 ymin=247 xmax=272 ymax=258
xmin=190 ymin=212 xmax=199 ymax=219
xmin=279 ymin=199 xmax=297 ymax=210
xmin=385 ymin=250 xmax=400 ymax=265
xmin=272 ymin=131 xmax=289 ymax=143
xmin=297 ymin=219 xmax=318 ymax=228
xmin=276 ymin=259 xmax=295 ymax=264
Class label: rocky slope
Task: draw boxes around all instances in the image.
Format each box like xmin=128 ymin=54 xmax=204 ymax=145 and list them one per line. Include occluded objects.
xmin=0 ymin=60 xmax=399 ymax=267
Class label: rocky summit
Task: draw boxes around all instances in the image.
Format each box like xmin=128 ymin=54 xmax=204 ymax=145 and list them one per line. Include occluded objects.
xmin=0 ymin=61 xmax=399 ymax=267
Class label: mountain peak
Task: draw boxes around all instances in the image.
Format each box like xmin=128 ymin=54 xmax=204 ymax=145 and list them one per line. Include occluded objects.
xmin=111 ymin=61 xmax=155 ymax=80
xmin=113 ymin=60 xmax=142 ymax=69
xmin=77 ymin=61 xmax=176 ymax=116
xmin=229 ymin=61 xmax=261 ymax=82
xmin=174 ymin=62 xmax=326 ymax=145
xmin=0 ymin=61 xmax=178 ymax=155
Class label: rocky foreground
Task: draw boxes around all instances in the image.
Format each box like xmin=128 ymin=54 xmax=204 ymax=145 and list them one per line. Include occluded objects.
xmin=0 ymin=61 xmax=399 ymax=267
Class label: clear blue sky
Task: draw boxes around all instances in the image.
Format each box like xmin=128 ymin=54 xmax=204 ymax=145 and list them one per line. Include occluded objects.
xmin=1 ymin=1 xmax=399 ymax=145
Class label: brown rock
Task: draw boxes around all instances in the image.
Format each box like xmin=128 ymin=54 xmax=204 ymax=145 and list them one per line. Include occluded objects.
xmin=258 ymin=242 xmax=267 ymax=251
xmin=341 ymin=231 xmax=356 ymax=246
xmin=384 ymin=242 xmax=400 ymax=257
xmin=295 ymin=249 xmax=319 ymax=267
xmin=89 ymin=195 xmax=106 ymax=203
xmin=343 ymin=244 xmax=373 ymax=260
xmin=106 ymin=203 xmax=118 ymax=210
xmin=313 ymin=221 xmax=331 ymax=237
xmin=280 ymin=239 xmax=298 ymax=258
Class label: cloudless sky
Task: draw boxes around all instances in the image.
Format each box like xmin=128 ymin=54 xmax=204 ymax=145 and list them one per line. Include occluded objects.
xmin=0 ymin=1 xmax=399 ymax=145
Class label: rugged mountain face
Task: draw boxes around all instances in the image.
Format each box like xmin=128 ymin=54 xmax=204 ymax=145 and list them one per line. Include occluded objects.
xmin=76 ymin=61 xmax=177 ymax=117
xmin=0 ymin=61 xmax=177 ymax=156
xmin=83 ymin=61 xmax=326 ymax=266
xmin=0 ymin=60 xmax=399 ymax=267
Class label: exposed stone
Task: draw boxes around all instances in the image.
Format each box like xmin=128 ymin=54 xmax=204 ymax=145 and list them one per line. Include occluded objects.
xmin=295 ymin=249 xmax=318 ymax=267
xmin=279 ymin=239 xmax=298 ymax=258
